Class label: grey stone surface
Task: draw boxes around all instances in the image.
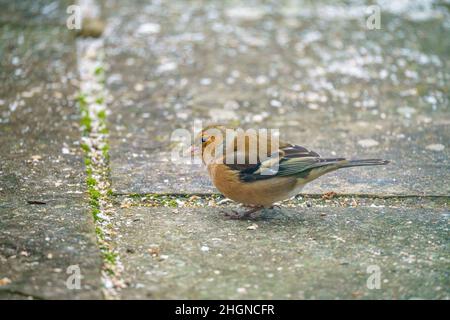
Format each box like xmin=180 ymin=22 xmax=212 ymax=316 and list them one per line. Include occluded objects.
xmin=0 ymin=22 xmax=103 ymax=298
xmin=115 ymin=206 xmax=449 ymax=299
xmin=0 ymin=0 xmax=72 ymax=26
xmin=0 ymin=25 xmax=85 ymax=198
xmin=0 ymin=198 xmax=103 ymax=300
xmin=104 ymin=0 xmax=450 ymax=195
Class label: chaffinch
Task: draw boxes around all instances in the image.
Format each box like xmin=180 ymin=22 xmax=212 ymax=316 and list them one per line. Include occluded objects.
xmin=191 ymin=125 xmax=389 ymax=219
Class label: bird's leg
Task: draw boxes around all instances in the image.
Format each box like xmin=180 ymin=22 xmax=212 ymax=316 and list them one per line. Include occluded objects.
xmin=223 ymin=206 xmax=264 ymax=220
xmin=244 ymin=206 xmax=265 ymax=219
xmin=243 ymin=204 xmax=260 ymax=209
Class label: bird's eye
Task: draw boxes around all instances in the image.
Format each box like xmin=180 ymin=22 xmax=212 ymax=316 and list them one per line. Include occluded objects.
xmin=201 ymin=136 xmax=208 ymax=143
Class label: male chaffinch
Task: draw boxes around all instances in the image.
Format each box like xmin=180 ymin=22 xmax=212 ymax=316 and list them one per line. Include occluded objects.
xmin=191 ymin=125 xmax=389 ymax=219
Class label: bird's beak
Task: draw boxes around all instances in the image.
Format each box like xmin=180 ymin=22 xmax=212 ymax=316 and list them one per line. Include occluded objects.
xmin=184 ymin=145 xmax=200 ymax=157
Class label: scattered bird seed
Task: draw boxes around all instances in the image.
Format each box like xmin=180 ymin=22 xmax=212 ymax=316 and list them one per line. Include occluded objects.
xmin=358 ymin=139 xmax=379 ymax=148
xmin=425 ymin=144 xmax=444 ymax=151
xmin=0 ymin=278 xmax=11 ymax=286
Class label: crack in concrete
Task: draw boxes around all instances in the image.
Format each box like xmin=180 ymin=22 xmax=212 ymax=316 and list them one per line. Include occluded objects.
xmin=113 ymin=193 xmax=449 ymax=210
xmin=76 ymin=0 xmax=124 ymax=299
xmin=112 ymin=192 xmax=450 ymax=199
xmin=0 ymin=288 xmax=45 ymax=300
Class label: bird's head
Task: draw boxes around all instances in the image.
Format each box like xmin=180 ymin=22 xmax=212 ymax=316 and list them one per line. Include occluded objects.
xmin=190 ymin=124 xmax=228 ymax=164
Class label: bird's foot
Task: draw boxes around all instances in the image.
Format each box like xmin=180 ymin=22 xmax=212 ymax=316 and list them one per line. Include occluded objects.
xmin=222 ymin=210 xmax=246 ymax=220
xmin=243 ymin=204 xmax=260 ymax=209
xmin=222 ymin=206 xmax=263 ymax=220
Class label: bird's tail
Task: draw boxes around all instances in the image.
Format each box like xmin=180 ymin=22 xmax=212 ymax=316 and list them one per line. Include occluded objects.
xmin=301 ymin=158 xmax=389 ymax=181
xmin=339 ymin=159 xmax=390 ymax=168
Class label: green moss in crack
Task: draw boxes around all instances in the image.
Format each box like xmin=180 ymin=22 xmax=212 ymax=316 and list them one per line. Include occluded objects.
xmin=94 ymin=66 xmax=104 ymax=76
xmin=92 ymin=207 xmax=101 ymax=222
xmin=80 ymin=114 xmax=92 ymax=133
xmin=89 ymin=188 xmax=101 ymax=206
xmin=77 ymin=93 xmax=88 ymax=106
xmin=95 ymin=226 xmax=105 ymax=240
xmin=81 ymin=143 xmax=90 ymax=153
xmin=78 ymin=94 xmax=92 ymax=133
xmin=166 ymin=198 xmax=178 ymax=207
xmin=97 ymin=109 xmax=107 ymax=120
xmin=102 ymin=144 xmax=110 ymax=160
xmin=104 ymin=251 xmax=117 ymax=264
xmin=77 ymin=60 xmax=118 ymax=279
xmin=87 ymin=176 xmax=97 ymax=187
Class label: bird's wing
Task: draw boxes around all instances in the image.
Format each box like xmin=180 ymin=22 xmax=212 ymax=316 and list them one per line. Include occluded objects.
xmin=279 ymin=143 xmax=321 ymax=158
xmin=225 ymin=143 xmax=343 ymax=182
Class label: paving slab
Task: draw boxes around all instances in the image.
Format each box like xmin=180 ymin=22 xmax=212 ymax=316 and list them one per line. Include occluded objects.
xmin=114 ymin=206 xmax=449 ymax=299
xmin=0 ymin=198 xmax=102 ymax=299
xmin=104 ymin=0 xmax=449 ymax=195
xmin=0 ymin=22 xmax=103 ymax=298
xmin=0 ymin=0 xmax=72 ymax=26
xmin=0 ymin=24 xmax=85 ymax=198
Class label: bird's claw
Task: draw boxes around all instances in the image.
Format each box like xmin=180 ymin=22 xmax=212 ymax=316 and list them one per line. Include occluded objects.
xmin=222 ymin=210 xmax=246 ymax=220
xmin=222 ymin=207 xmax=263 ymax=220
